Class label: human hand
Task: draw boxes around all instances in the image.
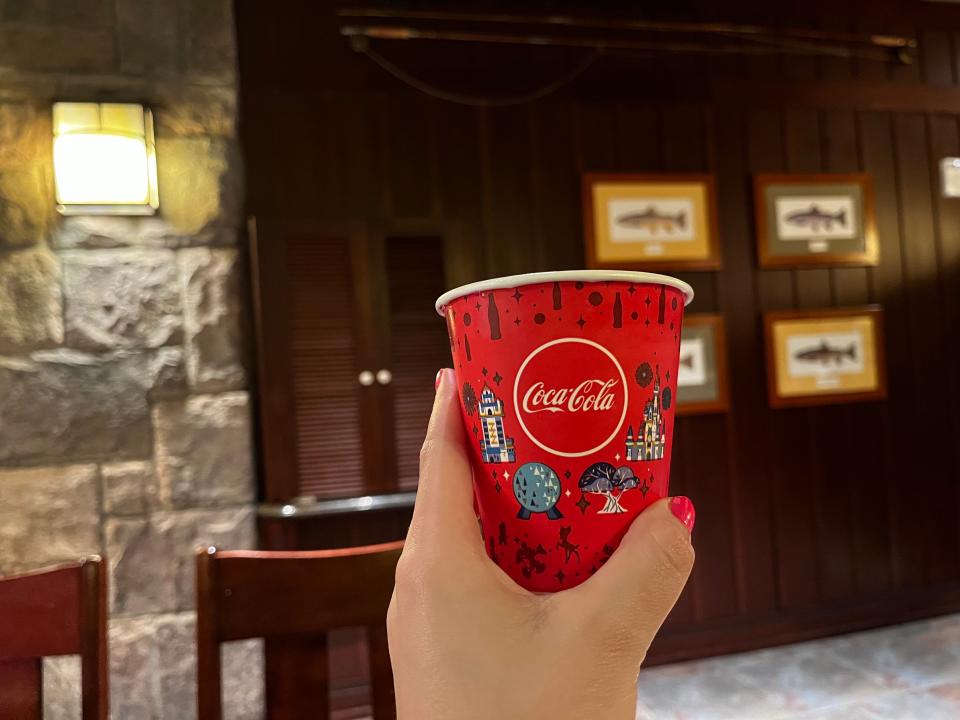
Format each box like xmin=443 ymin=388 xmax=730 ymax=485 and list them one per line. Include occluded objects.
xmin=387 ymin=368 xmax=696 ymax=720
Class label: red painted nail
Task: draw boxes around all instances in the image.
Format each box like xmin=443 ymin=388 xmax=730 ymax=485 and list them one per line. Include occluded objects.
xmin=435 ymin=369 xmax=444 ymax=390
xmin=669 ymin=496 xmax=696 ymax=533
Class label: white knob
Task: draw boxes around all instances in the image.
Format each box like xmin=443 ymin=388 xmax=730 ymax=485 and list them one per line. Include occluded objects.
xmin=376 ymin=369 xmax=392 ymax=385
xmin=358 ymin=370 xmax=375 ymax=386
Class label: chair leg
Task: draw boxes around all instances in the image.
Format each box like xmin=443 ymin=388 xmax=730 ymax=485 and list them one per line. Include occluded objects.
xmin=79 ymin=558 xmax=108 ymax=720
xmin=196 ymin=629 xmax=224 ymax=719
xmin=367 ymin=624 xmax=396 ymax=720
xmin=196 ymin=550 xmax=223 ymax=720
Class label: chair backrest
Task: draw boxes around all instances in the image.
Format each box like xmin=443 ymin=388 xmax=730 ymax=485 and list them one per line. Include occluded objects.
xmin=196 ymin=541 xmax=403 ymax=720
xmin=0 ymin=557 xmax=108 ymax=720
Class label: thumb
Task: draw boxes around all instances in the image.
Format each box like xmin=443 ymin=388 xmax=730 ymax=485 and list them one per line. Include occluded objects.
xmin=561 ymin=497 xmax=695 ymax=663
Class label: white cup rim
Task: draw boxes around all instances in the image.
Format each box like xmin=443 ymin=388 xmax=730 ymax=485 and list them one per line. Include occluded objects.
xmin=435 ymin=270 xmax=694 ymax=317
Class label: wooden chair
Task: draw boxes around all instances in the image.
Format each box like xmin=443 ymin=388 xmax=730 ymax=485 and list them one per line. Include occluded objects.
xmin=0 ymin=557 xmax=108 ymax=720
xmin=196 ymin=541 xmax=403 ymax=720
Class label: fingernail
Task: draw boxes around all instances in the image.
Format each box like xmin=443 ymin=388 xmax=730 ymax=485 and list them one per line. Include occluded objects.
xmin=433 ymin=368 xmax=453 ymax=390
xmin=669 ymin=496 xmax=696 ymax=533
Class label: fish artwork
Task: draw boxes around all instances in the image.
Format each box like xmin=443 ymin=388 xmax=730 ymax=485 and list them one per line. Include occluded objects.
xmin=794 ymin=340 xmax=857 ymax=365
xmin=679 ymin=354 xmax=694 ymax=370
xmin=784 ymin=204 xmax=847 ymax=231
xmin=615 ymin=206 xmax=687 ymax=234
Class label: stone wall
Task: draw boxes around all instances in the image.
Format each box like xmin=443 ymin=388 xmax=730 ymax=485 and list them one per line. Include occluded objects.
xmin=0 ymin=2 xmax=262 ymax=717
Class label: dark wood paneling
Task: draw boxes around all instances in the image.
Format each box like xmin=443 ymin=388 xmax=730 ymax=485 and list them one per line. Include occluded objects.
xmin=858 ymin=111 xmax=903 ymax=594
xmin=920 ymin=29 xmax=955 ymax=87
xmin=711 ymin=109 xmax=777 ymax=619
xmin=893 ymin=113 xmax=959 ymax=588
xmin=927 ymin=115 xmax=960 ymax=584
xmin=530 ymin=101 xmax=581 ymax=270
xmin=483 ymin=107 xmax=536 ymax=276
xmin=337 ymin=96 xmax=389 ymax=219
xmin=435 ymin=104 xmax=485 ymax=251
xmin=236 ymin=0 xmax=960 ymax=688
xmin=820 ymin=110 xmax=885 ymax=601
xmin=648 ymin=580 xmax=960 ymax=666
xmin=891 ymin=113 xmax=938 ymax=589
xmin=775 ymin=108 xmax=824 ymax=610
xmin=386 ymin=96 xmax=438 ymax=220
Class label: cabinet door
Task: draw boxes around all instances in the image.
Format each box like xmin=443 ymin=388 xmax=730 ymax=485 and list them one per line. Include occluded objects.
xmin=378 ymin=233 xmax=452 ymax=490
xmin=251 ymin=219 xmax=380 ymax=500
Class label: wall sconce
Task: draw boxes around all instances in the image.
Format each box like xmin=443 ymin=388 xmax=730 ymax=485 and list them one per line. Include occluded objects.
xmin=940 ymin=157 xmax=960 ymax=198
xmin=52 ymin=102 xmax=159 ymax=215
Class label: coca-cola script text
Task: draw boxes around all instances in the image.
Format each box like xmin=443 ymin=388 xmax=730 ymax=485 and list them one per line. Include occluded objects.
xmin=521 ymin=379 xmax=618 ymax=414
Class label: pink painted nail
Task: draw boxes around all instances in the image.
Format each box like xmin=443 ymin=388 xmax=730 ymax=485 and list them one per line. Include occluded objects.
xmin=669 ymin=496 xmax=696 ymax=533
xmin=435 ymin=369 xmax=444 ymax=390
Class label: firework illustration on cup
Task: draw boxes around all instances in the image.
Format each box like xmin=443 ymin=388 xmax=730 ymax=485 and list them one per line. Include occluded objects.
xmin=435 ymin=270 xmax=694 ymax=592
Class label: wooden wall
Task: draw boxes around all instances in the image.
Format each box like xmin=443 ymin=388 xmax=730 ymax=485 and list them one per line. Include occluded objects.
xmin=236 ymin=1 xmax=960 ymax=662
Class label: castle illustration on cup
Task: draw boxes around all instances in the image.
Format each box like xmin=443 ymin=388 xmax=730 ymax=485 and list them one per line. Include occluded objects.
xmin=625 ymin=367 xmax=666 ymax=461
xmin=478 ymin=384 xmax=516 ymax=463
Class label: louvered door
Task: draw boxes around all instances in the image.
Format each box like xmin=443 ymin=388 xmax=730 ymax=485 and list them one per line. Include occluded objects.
xmin=251 ymin=220 xmax=453 ymax=500
xmin=286 ymin=235 xmax=369 ymax=497
xmin=380 ymin=235 xmax=451 ymax=489
xmin=251 ymin=219 xmax=384 ymax=500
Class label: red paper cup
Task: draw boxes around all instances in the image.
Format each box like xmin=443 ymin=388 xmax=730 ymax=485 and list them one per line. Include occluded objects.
xmin=435 ymin=271 xmax=694 ymax=592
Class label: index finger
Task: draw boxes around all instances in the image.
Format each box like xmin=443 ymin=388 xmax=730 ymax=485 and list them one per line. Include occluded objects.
xmin=406 ymin=368 xmax=482 ymax=553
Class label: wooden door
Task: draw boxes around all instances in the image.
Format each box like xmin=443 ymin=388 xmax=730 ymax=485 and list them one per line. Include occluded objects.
xmin=377 ymin=231 xmax=452 ymax=490
xmin=251 ymin=219 xmax=453 ymax=501
xmin=251 ymin=219 xmax=386 ymax=500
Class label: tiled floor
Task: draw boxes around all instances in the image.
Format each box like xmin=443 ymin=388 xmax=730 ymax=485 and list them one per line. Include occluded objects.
xmin=636 ymin=614 xmax=960 ymax=719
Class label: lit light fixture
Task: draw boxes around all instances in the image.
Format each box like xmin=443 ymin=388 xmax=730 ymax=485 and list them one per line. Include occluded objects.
xmin=52 ymin=102 xmax=159 ymax=215
xmin=940 ymin=157 xmax=960 ymax=198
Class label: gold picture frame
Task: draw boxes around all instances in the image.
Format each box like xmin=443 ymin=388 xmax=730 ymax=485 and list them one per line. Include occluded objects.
xmin=754 ymin=173 xmax=879 ymax=268
xmin=764 ymin=306 xmax=887 ymax=408
xmin=583 ymin=173 xmax=721 ymax=271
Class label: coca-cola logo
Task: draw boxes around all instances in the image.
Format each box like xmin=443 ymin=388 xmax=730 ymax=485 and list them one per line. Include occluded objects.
xmin=513 ymin=338 xmax=628 ymax=457
xmin=522 ymin=379 xmax=618 ymax=414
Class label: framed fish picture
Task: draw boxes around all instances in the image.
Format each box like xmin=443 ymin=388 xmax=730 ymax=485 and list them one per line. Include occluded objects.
xmin=764 ymin=306 xmax=887 ymax=408
xmin=676 ymin=313 xmax=730 ymax=415
xmin=754 ymin=173 xmax=879 ymax=267
xmin=582 ymin=173 xmax=721 ymax=270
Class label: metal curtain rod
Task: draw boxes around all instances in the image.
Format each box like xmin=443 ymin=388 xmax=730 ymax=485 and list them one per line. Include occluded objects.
xmin=340 ymin=25 xmax=900 ymax=62
xmin=336 ymin=7 xmax=916 ymax=50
